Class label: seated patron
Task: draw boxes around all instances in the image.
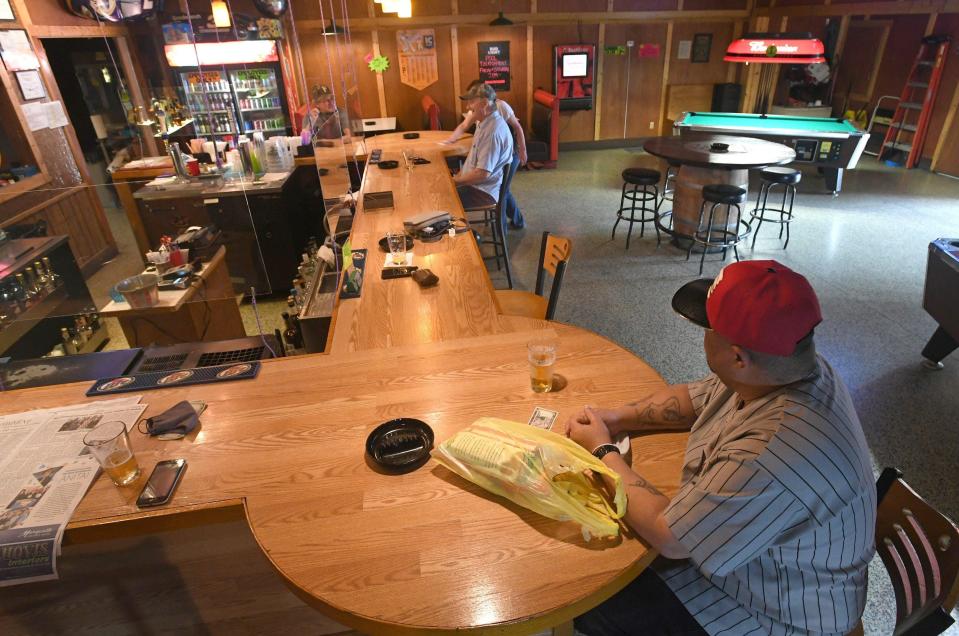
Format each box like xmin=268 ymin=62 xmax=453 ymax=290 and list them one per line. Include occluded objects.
xmin=452 ymin=83 xmax=514 ymax=217
xmin=567 ymin=260 xmax=877 ymax=635
xmin=445 ymin=80 xmax=526 ymax=228
xmin=298 ymin=84 xmax=350 ymax=143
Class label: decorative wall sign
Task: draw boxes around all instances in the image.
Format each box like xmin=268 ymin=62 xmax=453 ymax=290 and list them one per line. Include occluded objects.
xmin=0 ymin=0 xmax=15 ymax=21
xmin=396 ymin=29 xmax=438 ymax=90
xmin=638 ymin=43 xmax=660 ymax=58
xmin=604 ymin=45 xmax=626 ymax=56
xmin=478 ymin=41 xmax=510 ymax=91
xmin=15 ymin=70 xmax=45 ymax=100
xmin=677 ymin=40 xmax=692 ymax=60
xmin=368 ymin=55 xmax=389 ymax=73
xmin=692 ymin=33 xmax=713 ymax=63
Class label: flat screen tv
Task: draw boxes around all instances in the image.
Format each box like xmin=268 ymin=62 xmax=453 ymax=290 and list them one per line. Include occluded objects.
xmin=561 ymin=53 xmax=588 ymax=78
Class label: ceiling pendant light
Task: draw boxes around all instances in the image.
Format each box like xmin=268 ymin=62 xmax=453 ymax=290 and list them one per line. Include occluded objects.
xmin=724 ymin=32 xmax=826 ymax=64
xmin=211 ymin=0 xmax=232 ymax=28
xmin=381 ymin=0 xmax=401 ymax=13
xmin=396 ymin=0 xmax=412 ymax=18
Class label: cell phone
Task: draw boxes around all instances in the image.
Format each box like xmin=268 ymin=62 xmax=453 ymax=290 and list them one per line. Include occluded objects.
xmin=381 ymin=266 xmax=418 ymax=280
xmin=136 ymin=459 xmax=187 ymax=508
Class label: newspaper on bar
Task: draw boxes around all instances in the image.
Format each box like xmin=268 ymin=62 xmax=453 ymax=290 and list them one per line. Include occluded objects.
xmin=0 ymin=396 xmax=147 ymax=586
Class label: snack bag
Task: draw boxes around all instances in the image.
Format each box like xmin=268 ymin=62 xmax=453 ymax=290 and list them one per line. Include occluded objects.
xmin=434 ymin=417 xmax=626 ymax=540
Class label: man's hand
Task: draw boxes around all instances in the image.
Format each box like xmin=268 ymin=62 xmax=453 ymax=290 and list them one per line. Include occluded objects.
xmin=565 ymin=406 xmax=613 ymax=452
xmin=518 ymin=148 xmax=528 ymax=165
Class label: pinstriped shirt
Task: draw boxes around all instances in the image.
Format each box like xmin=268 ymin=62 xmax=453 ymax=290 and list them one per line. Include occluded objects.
xmin=652 ymin=356 xmax=876 ymax=635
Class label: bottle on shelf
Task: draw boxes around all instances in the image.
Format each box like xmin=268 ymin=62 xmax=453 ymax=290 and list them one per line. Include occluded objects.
xmin=61 ymin=327 xmax=77 ymax=355
xmin=42 ymin=257 xmax=59 ymax=289
xmin=15 ymin=273 xmax=35 ymax=306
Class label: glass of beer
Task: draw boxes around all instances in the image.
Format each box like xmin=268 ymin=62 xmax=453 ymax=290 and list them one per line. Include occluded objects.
xmin=83 ymin=420 xmax=141 ymax=486
xmin=528 ymin=337 xmax=557 ymax=393
xmin=387 ymin=230 xmax=408 ymax=266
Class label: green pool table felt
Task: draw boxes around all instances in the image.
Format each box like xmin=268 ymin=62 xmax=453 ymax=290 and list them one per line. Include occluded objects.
xmin=681 ymin=112 xmax=860 ymax=134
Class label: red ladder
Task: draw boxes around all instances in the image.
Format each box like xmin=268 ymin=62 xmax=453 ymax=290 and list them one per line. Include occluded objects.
xmin=879 ymin=35 xmax=951 ymax=168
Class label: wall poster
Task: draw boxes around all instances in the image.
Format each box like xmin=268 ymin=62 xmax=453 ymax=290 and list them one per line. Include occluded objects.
xmin=478 ymin=41 xmax=510 ymax=92
xmin=396 ymin=29 xmax=438 ymax=90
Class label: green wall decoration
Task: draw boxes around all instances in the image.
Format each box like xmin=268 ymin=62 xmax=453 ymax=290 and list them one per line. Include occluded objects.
xmin=368 ymin=55 xmax=390 ymax=73
xmin=605 ymin=45 xmax=626 ymax=56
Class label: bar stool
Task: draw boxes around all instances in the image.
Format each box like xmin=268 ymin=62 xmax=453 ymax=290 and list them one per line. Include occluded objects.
xmin=661 ymin=159 xmax=680 ymax=207
xmin=612 ymin=167 xmax=661 ymax=248
xmin=687 ymin=184 xmax=749 ymax=275
xmin=750 ymin=166 xmax=801 ymax=249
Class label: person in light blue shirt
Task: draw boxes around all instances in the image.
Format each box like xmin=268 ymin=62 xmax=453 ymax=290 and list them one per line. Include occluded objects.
xmin=452 ymin=83 xmax=514 ymax=215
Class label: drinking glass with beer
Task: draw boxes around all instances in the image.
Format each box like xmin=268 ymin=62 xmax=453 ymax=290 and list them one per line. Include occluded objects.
xmin=387 ymin=230 xmax=408 ymax=266
xmin=82 ymin=420 xmax=141 ymax=486
xmin=527 ymin=336 xmax=557 ymax=393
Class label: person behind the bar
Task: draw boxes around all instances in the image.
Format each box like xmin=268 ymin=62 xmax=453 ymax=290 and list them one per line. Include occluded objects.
xmin=451 ymin=83 xmax=514 ymax=219
xmin=444 ymin=79 xmax=526 ymax=228
xmin=566 ymin=260 xmax=876 ymax=636
xmin=299 ymin=85 xmax=350 ymax=143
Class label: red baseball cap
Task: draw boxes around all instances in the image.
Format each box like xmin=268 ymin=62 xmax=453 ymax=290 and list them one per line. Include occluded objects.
xmin=671 ymin=260 xmax=822 ymax=356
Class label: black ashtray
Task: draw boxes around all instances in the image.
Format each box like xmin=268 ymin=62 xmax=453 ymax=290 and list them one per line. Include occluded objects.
xmin=378 ymin=160 xmax=399 ymax=169
xmin=378 ymin=235 xmax=414 ymax=252
xmin=366 ymin=418 xmax=434 ymax=473
xmin=710 ymin=142 xmax=730 ymax=153
xmin=403 ymin=132 xmax=420 ymax=139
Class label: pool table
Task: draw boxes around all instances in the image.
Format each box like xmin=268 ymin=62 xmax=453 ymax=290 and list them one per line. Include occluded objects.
xmin=674 ymin=112 xmax=869 ymax=194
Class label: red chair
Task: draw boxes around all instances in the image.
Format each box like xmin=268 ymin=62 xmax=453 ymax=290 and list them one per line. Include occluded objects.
xmin=421 ymin=95 xmax=441 ymax=131
xmin=528 ymin=89 xmax=559 ymax=169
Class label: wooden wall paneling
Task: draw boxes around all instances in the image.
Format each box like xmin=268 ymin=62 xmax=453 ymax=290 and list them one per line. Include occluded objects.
xmin=526 ymin=24 xmax=534 ymax=126
xmin=834 ymin=20 xmax=885 ymax=104
xmin=601 ymin=23 xmax=668 ymax=139
xmin=683 ymin=0 xmax=748 ymax=10
xmin=931 ymin=77 xmax=959 ymax=174
xmin=613 ymin=0 xmax=679 ymax=9
xmin=537 ymin=0 xmax=608 ymax=11
xmin=374 ymin=0 xmax=453 ymax=17
xmin=926 ymin=13 xmax=959 ymax=163
xmin=457 ymin=25 xmax=528 ymax=130
xmin=531 ymin=23 xmax=599 ymax=143
xmin=378 ymin=26 xmax=458 ymax=131
xmin=864 ymin=19 xmax=896 ymax=104
xmin=756 ymin=0 xmax=959 ymax=17
xmin=669 ymin=21 xmax=735 ymax=87
xmin=594 ymin=20 xmax=607 ymax=141
xmin=370 ymin=30 xmax=389 ymax=117
xmin=740 ymin=14 xmax=769 ymax=112
xmin=658 ymin=21 xmax=674 ymax=135
xmin=451 ymin=26 xmax=462 ymax=120
xmin=458 ymin=0 xmax=531 ymax=13
xmin=726 ymin=19 xmax=744 ymax=83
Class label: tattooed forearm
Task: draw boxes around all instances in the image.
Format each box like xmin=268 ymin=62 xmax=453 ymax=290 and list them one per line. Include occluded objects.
xmin=628 ymin=474 xmax=663 ymax=497
xmin=633 ymin=397 xmax=684 ymax=424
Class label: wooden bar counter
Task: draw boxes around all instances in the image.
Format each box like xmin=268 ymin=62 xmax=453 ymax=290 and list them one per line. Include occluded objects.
xmin=0 ymin=133 xmax=687 ymax=635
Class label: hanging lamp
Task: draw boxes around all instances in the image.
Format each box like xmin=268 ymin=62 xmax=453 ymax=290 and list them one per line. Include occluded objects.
xmin=724 ymin=32 xmax=826 ymax=64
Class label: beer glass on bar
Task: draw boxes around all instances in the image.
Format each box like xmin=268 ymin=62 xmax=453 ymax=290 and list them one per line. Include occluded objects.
xmin=527 ymin=337 xmax=557 ymax=393
xmin=83 ymin=420 xmax=141 ymax=486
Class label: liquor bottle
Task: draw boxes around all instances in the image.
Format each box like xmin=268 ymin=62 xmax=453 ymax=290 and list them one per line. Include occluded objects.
xmin=33 ymin=261 xmax=51 ymax=293
xmin=42 ymin=257 xmax=59 ymax=288
xmin=61 ymin=327 xmax=77 ymax=355
xmin=15 ymin=273 xmax=34 ymax=305
xmin=24 ymin=267 xmax=42 ymax=298
xmin=71 ymin=327 xmax=84 ymax=353
xmin=0 ymin=282 xmax=18 ymax=317
xmin=79 ymin=314 xmax=94 ymax=342
xmin=74 ymin=317 xmax=88 ymax=346
xmin=90 ymin=312 xmax=101 ymax=333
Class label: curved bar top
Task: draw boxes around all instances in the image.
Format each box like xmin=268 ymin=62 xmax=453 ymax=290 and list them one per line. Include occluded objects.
xmin=0 ymin=133 xmax=688 ymax=635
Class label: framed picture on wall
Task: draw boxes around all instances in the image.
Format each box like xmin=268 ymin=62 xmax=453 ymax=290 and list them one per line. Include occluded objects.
xmin=0 ymin=0 xmax=15 ymax=21
xmin=692 ymin=33 xmax=712 ymax=63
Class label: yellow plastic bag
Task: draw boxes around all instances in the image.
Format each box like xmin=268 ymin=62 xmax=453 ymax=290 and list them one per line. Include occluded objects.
xmin=433 ymin=417 xmax=627 ymax=540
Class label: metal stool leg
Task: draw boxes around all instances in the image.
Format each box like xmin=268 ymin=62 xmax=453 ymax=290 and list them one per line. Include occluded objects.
xmin=625 ymin=184 xmax=638 ymax=249
xmin=652 ymin=185 xmax=662 ymax=247
xmin=751 ymin=181 xmax=771 ymax=249
xmin=699 ymin=202 xmax=719 ymax=275
xmin=732 ymin=203 xmax=743 ymax=262
xmin=612 ymin=182 xmax=627 ymax=240
xmin=778 ymin=186 xmax=789 ymax=239
xmin=687 ymin=199 xmax=707 ymax=262
xmin=783 ymin=184 xmax=796 ymax=249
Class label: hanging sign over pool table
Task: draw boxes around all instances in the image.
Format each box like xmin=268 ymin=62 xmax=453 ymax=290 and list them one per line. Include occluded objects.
xmin=724 ymin=32 xmax=825 ymax=64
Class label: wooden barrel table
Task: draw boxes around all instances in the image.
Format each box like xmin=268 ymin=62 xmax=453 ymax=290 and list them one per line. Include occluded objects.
xmin=644 ymin=134 xmax=795 ymax=245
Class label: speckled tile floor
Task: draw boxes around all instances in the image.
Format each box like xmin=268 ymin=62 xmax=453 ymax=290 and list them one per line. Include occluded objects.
xmin=501 ymin=150 xmax=959 ymax=635
xmin=86 ymin=150 xmax=958 ymax=634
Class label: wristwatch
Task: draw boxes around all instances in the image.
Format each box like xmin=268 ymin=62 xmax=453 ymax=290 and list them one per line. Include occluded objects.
xmin=591 ymin=443 xmax=621 ymax=460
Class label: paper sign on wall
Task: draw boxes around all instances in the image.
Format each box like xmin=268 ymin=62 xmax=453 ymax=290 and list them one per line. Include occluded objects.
xmin=677 ymin=40 xmax=692 ymax=60
xmin=0 ymin=29 xmax=39 ymax=71
xmin=0 ymin=0 xmax=15 ymax=20
xmin=21 ymin=101 xmax=70 ymax=131
xmin=638 ymin=43 xmax=660 ymax=58
xmin=396 ymin=29 xmax=438 ymax=90
xmin=478 ymin=41 xmax=510 ymax=92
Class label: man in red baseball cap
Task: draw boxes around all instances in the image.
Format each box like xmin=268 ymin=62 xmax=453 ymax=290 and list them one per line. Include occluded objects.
xmin=566 ymin=260 xmax=876 ymax=636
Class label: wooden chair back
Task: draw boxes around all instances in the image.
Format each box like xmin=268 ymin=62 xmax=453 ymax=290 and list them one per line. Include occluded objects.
xmin=534 ymin=231 xmax=572 ymax=320
xmin=875 ymin=467 xmax=959 ymax=635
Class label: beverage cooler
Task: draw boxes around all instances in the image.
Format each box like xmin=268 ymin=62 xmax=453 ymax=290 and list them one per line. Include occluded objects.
xmin=167 ymin=40 xmax=293 ymax=139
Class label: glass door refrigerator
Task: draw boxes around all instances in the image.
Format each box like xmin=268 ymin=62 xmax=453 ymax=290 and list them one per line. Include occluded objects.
xmin=166 ymin=41 xmax=293 ymax=140
xmin=231 ymin=68 xmax=288 ymax=138
xmin=179 ymin=69 xmax=241 ymax=138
